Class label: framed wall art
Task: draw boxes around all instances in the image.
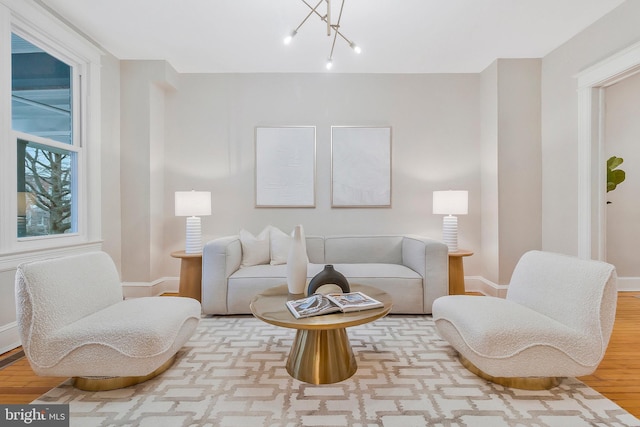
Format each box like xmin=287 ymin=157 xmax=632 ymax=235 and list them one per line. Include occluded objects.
xmin=255 ymin=126 xmax=316 ymax=208
xmin=331 ymin=126 xmax=392 ymax=208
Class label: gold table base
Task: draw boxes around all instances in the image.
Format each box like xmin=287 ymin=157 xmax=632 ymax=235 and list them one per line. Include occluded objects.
xmin=287 ymin=328 xmax=356 ymax=384
xmin=250 ymin=284 xmax=392 ymax=385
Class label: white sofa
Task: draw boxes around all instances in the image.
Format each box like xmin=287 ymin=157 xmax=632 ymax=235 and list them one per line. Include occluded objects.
xmin=202 ymin=234 xmax=448 ymax=315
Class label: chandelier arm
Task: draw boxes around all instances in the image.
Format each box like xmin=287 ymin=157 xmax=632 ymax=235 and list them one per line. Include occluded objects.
xmin=328 ymin=25 xmax=338 ymax=60
xmin=326 ymin=0 xmax=331 ymax=36
xmin=296 ymin=0 xmax=324 ymax=32
xmin=332 ymin=27 xmax=352 ymax=44
xmin=302 ymin=0 xmax=331 ymax=27
xmin=301 ymin=0 xmax=326 ymax=19
xmin=328 ymin=0 xmax=344 ymax=55
xmin=336 ymin=0 xmax=345 ymax=25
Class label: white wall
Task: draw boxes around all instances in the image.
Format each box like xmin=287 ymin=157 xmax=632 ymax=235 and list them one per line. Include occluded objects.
xmin=496 ymin=59 xmax=542 ymax=283
xmin=541 ymin=0 xmax=640 ymax=256
xmin=100 ymin=52 xmax=122 ymax=272
xmin=480 ymin=61 xmax=500 ymax=283
xmin=480 ymin=59 xmax=542 ymax=285
xmin=119 ymin=61 xmax=177 ymax=282
xmin=159 ymin=73 xmax=483 ymax=279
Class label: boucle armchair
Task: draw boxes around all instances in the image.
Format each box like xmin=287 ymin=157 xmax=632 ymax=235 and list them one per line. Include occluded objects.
xmin=15 ymin=251 xmax=201 ymax=390
xmin=433 ymin=250 xmax=617 ymax=389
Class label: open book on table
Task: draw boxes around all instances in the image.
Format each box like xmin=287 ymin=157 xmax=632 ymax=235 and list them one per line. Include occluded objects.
xmin=286 ymin=291 xmax=384 ymax=319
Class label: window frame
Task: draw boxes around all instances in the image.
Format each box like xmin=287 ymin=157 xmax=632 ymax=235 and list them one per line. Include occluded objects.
xmin=0 ymin=0 xmax=102 ymax=260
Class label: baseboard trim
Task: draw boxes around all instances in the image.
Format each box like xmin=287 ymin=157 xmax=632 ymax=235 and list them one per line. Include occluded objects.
xmin=0 ymin=322 xmax=20 ymax=355
xmin=616 ymin=277 xmax=640 ymax=291
xmin=464 ymin=276 xmax=508 ymax=298
xmin=122 ymin=277 xmax=179 ymax=298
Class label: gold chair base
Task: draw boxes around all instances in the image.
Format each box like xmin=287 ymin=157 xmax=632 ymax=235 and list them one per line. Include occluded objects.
xmin=72 ymin=354 xmax=176 ymax=391
xmin=287 ymin=328 xmax=356 ymax=384
xmin=459 ymin=354 xmax=561 ymax=390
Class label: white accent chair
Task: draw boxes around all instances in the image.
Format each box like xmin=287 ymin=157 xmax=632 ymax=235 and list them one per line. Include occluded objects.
xmin=433 ymin=250 xmax=617 ymax=389
xmin=15 ymin=251 xmax=201 ymax=390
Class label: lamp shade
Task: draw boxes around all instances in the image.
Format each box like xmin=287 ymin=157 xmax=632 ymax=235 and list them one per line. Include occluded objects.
xmin=175 ymin=191 xmax=211 ymax=217
xmin=433 ymin=190 xmax=468 ymax=215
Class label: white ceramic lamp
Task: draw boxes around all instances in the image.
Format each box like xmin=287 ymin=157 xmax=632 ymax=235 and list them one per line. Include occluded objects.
xmin=433 ymin=190 xmax=468 ymax=253
xmin=175 ymin=190 xmax=211 ymax=254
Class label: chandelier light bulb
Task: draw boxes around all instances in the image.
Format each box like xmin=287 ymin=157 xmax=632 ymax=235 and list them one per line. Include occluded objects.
xmin=326 ymin=59 xmax=333 ymax=70
xmin=350 ymin=42 xmax=361 ymax=54
xmin=283 ymin=30 xmax=297 ymax=45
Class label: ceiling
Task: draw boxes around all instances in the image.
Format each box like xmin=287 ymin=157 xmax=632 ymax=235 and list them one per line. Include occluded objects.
xmin=39 ymin=0 xmax=626 ymax=74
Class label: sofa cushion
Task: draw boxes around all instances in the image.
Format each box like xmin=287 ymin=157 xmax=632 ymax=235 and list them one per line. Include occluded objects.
xmin=227 ymin=263 xmax=423 ymax=314
xmin=324 ymin=236 xmax=403 ymax=264
xmin=227 ymin=264 xmax=307 ymax=313
xmin=305 ymin=236 xmax=325 ymax=264
xmin=239 ymin=227 xmax=270 ymax=267
xmin=229 ymin=263 xmax=324 ymax=282
xmin=269 ymin=226 xmax=292 ymax=265
xmin=332 ymin=263 xmax=423 ymax=313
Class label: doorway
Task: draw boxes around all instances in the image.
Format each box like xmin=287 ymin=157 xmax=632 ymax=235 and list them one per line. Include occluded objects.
xmin=604 ymin=73 xmax=640 ymax=281
xmin=576 ymin=41 xmax=640 ymax=266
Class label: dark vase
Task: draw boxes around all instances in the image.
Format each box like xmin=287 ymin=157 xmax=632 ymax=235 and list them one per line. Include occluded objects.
xmin=306 ymin=264 xmax=350 ymax=295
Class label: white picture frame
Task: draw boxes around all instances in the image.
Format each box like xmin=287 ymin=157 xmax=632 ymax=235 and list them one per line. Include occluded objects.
xmin=331 ymin=126 xmax=392 ymax=208
xmin=255 ymin=126 xmax=316 ymax=208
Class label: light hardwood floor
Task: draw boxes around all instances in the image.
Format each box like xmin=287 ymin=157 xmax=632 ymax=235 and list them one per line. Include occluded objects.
xmin=579 ymin=291 xmax=640 ymax=417
xmin=1 ymin=292 xmax=639 ymax=419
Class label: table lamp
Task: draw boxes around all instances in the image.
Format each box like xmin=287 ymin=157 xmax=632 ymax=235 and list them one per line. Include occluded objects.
xmin=433 ymin=190 xmax=468 ymax=252
xmin=175 ymin=190 xmax=211 ymax=254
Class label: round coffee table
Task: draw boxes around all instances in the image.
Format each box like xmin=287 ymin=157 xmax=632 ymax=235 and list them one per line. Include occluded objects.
xmin=250 ymin=284 xmax=392 ymax=384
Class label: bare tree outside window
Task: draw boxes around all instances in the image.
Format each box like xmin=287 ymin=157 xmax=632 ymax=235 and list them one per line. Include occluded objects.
xmin=12 ymin=33 xmax=76 ymax=238
xmin=20 ymin=140 xmax=72 ymax=236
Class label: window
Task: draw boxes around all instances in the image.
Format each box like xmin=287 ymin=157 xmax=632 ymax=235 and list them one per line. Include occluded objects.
xmin=12 ymin=34 xmax=78 ymax=238
xmin=0 ymin=1 xmax=101 ymax=256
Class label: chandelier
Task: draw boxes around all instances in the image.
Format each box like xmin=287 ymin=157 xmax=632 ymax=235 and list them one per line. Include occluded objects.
xmin=283 ymin=0 xmax=361 ymax=70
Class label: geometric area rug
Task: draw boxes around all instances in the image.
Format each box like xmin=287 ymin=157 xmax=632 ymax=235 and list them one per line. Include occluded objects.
xmin=34 ymin=316 xmax=640 ymax=427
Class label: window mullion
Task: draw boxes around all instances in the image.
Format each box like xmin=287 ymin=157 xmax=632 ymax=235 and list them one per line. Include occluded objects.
xmin=13 ymin=130 xmax=80 ymax=153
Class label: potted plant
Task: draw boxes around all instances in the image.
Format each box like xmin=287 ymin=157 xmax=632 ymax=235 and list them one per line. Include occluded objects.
xmin=607 ymin=156 xmax=626 ymax=203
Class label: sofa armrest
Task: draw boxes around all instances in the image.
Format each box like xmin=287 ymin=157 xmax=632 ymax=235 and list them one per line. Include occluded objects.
xmin=202 ymin=236 xmax=242 ymax=314
xmin=402 ymin=235 xmax=449 ymax=313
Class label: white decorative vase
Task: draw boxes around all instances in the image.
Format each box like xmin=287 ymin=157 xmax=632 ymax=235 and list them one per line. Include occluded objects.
xmin=287 ymin=225 xmax=308 ymax=295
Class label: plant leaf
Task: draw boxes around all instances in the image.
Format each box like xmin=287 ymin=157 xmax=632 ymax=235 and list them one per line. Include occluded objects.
xmin=607 ymin=156 xmax=624 ymax=169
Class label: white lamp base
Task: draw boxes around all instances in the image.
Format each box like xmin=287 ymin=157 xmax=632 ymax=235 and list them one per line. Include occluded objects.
xmin=442 ymin=215 xmax=458 ymax=252
xmin=185 ymin=216 xmax=202 ymax=254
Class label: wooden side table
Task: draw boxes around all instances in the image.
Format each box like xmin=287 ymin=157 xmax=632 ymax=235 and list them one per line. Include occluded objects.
xmin=448 ymin=250 xmax=473 ymax=295
xmin=170 ymin=251 xmax=202 ymax=302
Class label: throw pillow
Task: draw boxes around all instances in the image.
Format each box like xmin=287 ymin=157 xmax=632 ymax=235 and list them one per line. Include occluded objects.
xmin=269 ymin=226 xmax=291 ymax=265
xmin=239 ymin=227 xmax=270 ymax=268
